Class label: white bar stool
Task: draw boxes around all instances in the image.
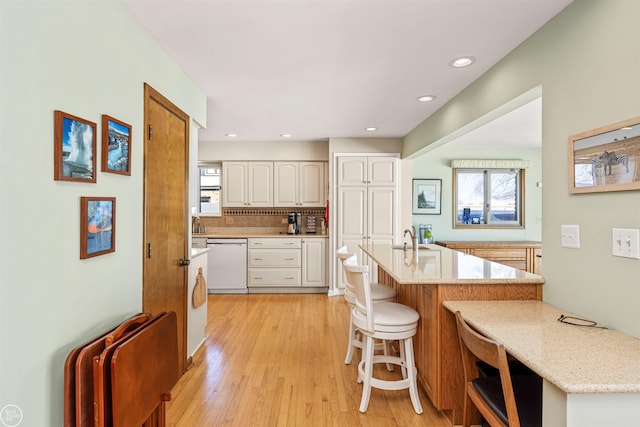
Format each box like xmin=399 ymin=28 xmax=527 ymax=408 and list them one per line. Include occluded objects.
xmin=336 ymin=246 xmax=396 ymax=365
xmin=343 ymin=261 xmax=423 ymax=414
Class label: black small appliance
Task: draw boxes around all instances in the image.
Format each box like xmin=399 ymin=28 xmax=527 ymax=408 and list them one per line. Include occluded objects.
xmin=287 ymin=212 xmax=298 ymax=234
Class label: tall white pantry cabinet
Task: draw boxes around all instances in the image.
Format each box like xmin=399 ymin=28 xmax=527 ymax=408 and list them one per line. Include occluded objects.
xmin=336 ymin=156 xmax=398 ymax=288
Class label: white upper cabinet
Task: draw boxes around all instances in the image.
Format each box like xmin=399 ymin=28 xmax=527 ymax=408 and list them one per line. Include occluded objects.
xmin=222 ymin=162 xmax=248 ymax=206
xmin=274 ymin=161 xmax=326 ymax=207
xmin=273 ymin=162 xmax=298 ymax=206
xmin=337 ymin=156 xmax=397 ymax=186
xmin=223 ymin=161 xmax=273 ymax=207
xmin=368 ymin=157 xmax=397 ymax=186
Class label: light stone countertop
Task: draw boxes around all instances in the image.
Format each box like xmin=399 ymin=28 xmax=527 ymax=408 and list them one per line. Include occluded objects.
xmin=193 ymin=232 xmax=328 ymax=239
xmin=359 ymin=243 xmax=544 ymax=284
xmin=443 ymin=300 xmax=640 ymax=394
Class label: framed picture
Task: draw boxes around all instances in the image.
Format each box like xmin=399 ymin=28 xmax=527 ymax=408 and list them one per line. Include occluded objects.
xmin=54 ymin=110 xmax=97 ymax=183
xmin=80 ymin=197 xmax=116 ymax=259
xmin=569 ymin=116 xmax=640 ymax=193
xmin=412 ymin=179 xmax=442 ymax=214
xmin=102 ymin=115 xmax=131 ymax=175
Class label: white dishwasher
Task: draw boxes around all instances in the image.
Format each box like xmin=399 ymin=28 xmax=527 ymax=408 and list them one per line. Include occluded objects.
xmin=206 ymin=238 xmax=248 ymax=294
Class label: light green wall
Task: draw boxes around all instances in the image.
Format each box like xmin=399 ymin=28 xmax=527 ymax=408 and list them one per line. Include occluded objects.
xmin=0 ymin=2 xmax=206 ymax=425
xmin=199 ymin=140 xmax=330 ymax=161
xmin=410 ymin=145 xmax=542 ymax=242
xmin=405 ymin=0 xmax=640 ymax=337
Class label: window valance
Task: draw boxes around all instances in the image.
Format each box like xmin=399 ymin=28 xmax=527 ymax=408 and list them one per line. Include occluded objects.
xmin=450 ymin=159 xmax=531 ymax=169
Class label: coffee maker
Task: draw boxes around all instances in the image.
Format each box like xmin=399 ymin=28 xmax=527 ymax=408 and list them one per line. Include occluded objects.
xmin=287 ymin=212 xmax=299 ymax=234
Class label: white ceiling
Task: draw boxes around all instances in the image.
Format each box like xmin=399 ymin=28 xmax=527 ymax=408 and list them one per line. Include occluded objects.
xmin=120 ymin=0 xmax=571 ymax=143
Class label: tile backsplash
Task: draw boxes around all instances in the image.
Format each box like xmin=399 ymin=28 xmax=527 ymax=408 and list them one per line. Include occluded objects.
xmin=197 ymin=208 xmax=325 ymax=234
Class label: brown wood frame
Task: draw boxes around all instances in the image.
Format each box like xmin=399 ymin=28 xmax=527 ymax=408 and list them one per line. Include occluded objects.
xmin=569 ymin=116 xmax=640 ymax=194
xmin=101 ymin=115 xmax=132 ymax=176
xmin=80 ymin=197 xmax=116 ymax=259
xmin=54 ymin=110 xmax=97 ymax=183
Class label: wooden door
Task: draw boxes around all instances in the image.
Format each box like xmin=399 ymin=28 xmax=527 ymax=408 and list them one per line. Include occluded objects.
xmin=143 ymin=83 xmax=189 ymax=374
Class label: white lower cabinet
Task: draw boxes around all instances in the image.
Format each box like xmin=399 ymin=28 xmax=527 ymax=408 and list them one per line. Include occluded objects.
xmin=247 ymin=268 xmax=301 ymax=287
xmin=248 ymin=237 xmax=326 ymax=289
xmin=302 ymin=238 xmax=326 ymax=287
xmin=248 ymin=238 xmax=301 ymax=287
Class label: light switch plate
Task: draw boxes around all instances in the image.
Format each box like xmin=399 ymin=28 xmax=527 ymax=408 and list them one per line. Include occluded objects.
xmin=612 ymin=228 xmax=640 ymax=259
xmin=561 ymin=225 xmax=580 ymax=249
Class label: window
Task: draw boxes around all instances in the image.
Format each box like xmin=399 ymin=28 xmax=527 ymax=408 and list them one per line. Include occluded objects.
xmin=198 ymin=163 xmax=221 ymax=216
xmin=453 ymin=168 xmax=524 ymax=228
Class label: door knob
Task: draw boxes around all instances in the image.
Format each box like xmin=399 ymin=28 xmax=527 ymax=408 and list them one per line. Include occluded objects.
xmin=179 ymin=258 xmax=190 ymax=266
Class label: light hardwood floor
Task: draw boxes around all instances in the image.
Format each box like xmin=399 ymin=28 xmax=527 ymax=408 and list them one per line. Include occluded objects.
xmin=166 ymin=294 xmax=451 ymax=427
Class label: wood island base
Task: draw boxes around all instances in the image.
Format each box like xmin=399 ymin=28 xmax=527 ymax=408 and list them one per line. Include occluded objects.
xmin=376 ymin=268 xmax=543 ymax=425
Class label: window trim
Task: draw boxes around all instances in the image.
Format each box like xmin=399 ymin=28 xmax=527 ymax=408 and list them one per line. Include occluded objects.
xmin=453 ymin=167 xmax=525 ymax=229
xmin=198 ymin=162 xmax=222 ymax=217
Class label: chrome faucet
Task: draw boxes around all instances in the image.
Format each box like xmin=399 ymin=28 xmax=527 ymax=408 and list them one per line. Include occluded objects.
xmin=403 ymin=226 xmax=419 ymax=252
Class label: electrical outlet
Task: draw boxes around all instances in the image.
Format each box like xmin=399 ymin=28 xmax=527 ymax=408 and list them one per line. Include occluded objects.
xmin=612 ymin=228 xmax=640 ymax=259
xmin=281 ymin=218 xmax=288 ymax=224
xmin=225 ymin=217 xmax=234 ymax=225
xmin=561 ymin=225 xmax=580 ymax=249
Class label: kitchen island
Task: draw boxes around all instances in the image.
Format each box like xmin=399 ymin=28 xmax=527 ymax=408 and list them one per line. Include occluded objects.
xmin=359 ymin=243 xmax=545 ymax=425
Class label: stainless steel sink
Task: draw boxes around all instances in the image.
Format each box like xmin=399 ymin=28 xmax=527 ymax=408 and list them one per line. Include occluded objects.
xmin=390 ymin=244 xmax=430 ymax=250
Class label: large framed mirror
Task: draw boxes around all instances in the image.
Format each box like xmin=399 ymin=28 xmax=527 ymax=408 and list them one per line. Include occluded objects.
xmin=569 ymin=116 xmax=640 ymax=193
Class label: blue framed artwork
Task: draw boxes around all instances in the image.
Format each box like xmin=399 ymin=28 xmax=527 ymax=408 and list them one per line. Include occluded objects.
xmin=54 ymin=110 xmax=97 ymax=183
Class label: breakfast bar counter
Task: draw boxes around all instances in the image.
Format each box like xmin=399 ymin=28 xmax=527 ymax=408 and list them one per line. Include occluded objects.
xmin=360 ymin=243 xmax=544 ymax=284
xmin=359 ymin=243 xmax=545 ymax=425
xmin=444 ymin=300 xmax=640 ymax=426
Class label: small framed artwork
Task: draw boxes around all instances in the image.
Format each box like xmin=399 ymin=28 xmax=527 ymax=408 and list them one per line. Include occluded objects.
xmin=54 ymin=110 xmax=97 ymax=183
xmin=102 ymin=115 xmax=131 ymax=175
xmin=412 ymin=179 xmax=442 ymax=214
xmin=80 ymin=197 xmax=116 ymax=259
xmin=569 ymin=116 xmax=640 ymax=193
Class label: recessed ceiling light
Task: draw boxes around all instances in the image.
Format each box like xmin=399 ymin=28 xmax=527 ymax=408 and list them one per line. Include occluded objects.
xmin=225 ymin=133 xmax=237 ymax=137
xmin=365 ymin=127 xmax=378 ymax=131
xmin=449 ymin=56 xmax=475 ymax=68
xmin=280 ymin=133 xmax=292 ymax=138
xmin=417 ymin=95 xmax=436 ymax=102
